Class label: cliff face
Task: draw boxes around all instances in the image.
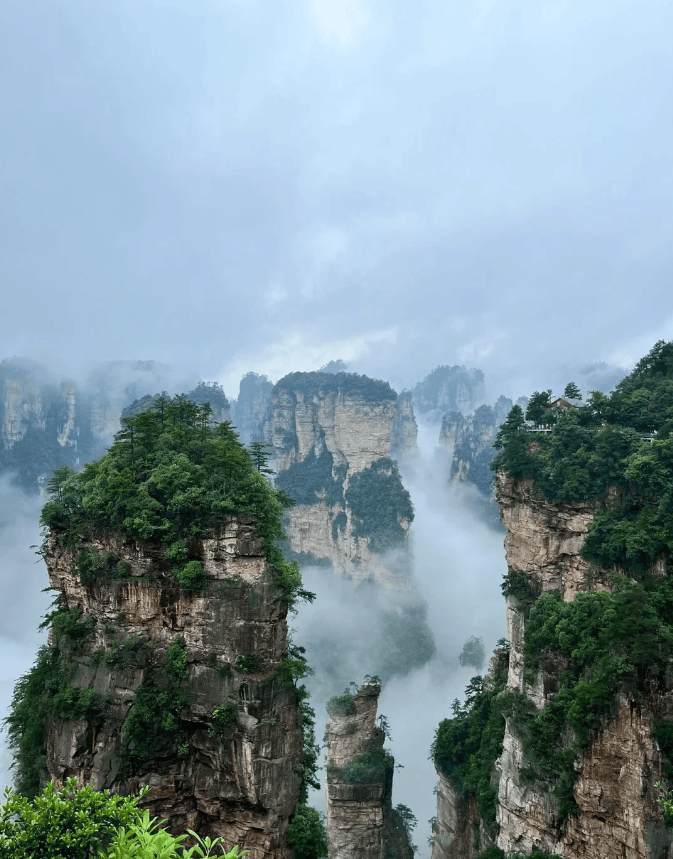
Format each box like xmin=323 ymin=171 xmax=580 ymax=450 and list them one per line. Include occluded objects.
xmin=0 ymin=358 xmax=197 ymax=491
xmin=412 ymin=365 xmax=485 ymax=421
xmin=43 ymin=517 xmax=303 ymax=859
xmin=432 ymin=473 xmax=673 ymax=859
xmin=324 ymin=684 xmax=413 ymax=859
xmin=233 ymin=373 xmax=274 ymax=444
xmin=391 ymin=391 xmax=419 ymax=462
xmin=265 ymin=373 xmax=414 ymax=586
xmin=495 ymin=474 xmax=672 ymax=858
xmin=438 ymin=396 xmax=527 ymax=500
xmin=265 ymin=373 xmax=398 ymax=477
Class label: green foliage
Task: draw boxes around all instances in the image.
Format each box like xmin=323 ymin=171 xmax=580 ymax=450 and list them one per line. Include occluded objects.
xmin=459 ymin=636 xmax=485 ymax=670
xmin=501 ymin=569 xmax=538 ymax=610
xmin=337 ymin=748 xmax=395 ymax=784
xmin=0 ymin=778 xmax=147 ymax=859
xmin=121 ymin=639 xmax=189 ymax=760
xmin=491 ymin=406 xmax=537 ymax=482
xmin=491 ymin=341 xmax=673 ymax=576
xmin=326 ymin=689 xmax=356 ymax=717
xmin=173 ymin=560 xmax=207 ymax=590
xmin=331 ymin=510 xmax=347 ymax=541
xmin=563 ymin=382 xmax=582 ymax=400
xmin=345 ymin=458 xmax=414 ymax=553
xmin=274 ymin=446 xmax=345 ymax=507
xmin=40 ymin=599 xmax=94 ymax=649
xmin=39 ymin=396 xmax=310 ymax=607
xmin=476 ymin=849 xmax=506 ymax=859
xmin=275 ymin=643 xmax=320 ymax=804
xmin=99 ymin=809 xmax=248 ymax=858
xmin=393 ymin=804 xmax=417 ymax=842
xmin=3 ymin=643 xmax=104 ymax=798
xmin=430 ymin=643 xmax=510 ymax=827
xmin=76 ymin=548 xmax=129 ymax=588
xmin=509 ymin=578 xmax=673 ymax=820
xmin=656 ymin=783 xmax=673 ymax=828
xmin=209 ymin=704 xmax=238 ymax=734
xmin=526 ymin=390 xmax=553 ymax=426
xmin=0 ymin=781 xmax=246 ymax=859
xmin=275 ymin=371 xmax=397 ymax=404
xmin=235 ymin=654 xmax=263 ymax=673
xmin=286 ymin=805 xmax=328 ymax=859
xmin=248 ymin=442 xmax=274 ymax=476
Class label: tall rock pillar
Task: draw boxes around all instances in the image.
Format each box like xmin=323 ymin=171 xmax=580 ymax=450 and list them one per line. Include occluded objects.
xmin=324 ymin=682 xmax=413 ymax=859
xmin=42 ymin=517 xmax=303 ymax=859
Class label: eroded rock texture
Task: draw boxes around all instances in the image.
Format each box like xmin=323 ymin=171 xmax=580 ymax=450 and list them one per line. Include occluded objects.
xmin=264 ymin=372 xmax=414 ymax=586
xmin=44 ymin=517 xmax=303 ymax=859
xmin=431 ymin=474 xmax=673 ymax=859
xmin=324 ymin=684 xmax=413 ymax=859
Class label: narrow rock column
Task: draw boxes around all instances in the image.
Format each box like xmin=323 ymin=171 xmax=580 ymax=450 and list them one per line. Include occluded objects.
xmin=324 ymin=682 xmax=413 ymax=859
xmin=42 ymin=517 xmax=303 ymax=859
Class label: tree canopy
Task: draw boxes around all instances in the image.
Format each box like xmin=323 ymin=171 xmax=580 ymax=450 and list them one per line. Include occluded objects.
xmin=40 ymin=395 xmax=311 ymax=604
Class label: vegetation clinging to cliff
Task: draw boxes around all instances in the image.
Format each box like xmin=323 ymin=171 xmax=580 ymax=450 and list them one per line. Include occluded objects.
xmin=40 ymin=395 xmax=311 ymax=604
xmin=345 ymin=457 xmax=414 ymax=553
xmin=504 ymin=575 xmax=673 ymax=821
xmin=430 ymin=642 xmax=510 ymax=827
xmin=491 ymin=340 xmax=673 ymax=576
xmin=274 ymin=371 xmax=397 ymax=403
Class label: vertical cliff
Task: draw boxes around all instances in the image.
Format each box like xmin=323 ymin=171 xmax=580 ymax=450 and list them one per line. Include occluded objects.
xmin=233 ymin=373 xmax=274 ymax=444
xmin=324 ymin=683 xmax=414 ymax=859
xmin=437 ymin=396 xmax=528 ymax=501
xmin=6 ymin=395 xmax=311 ymax=859
xmin=266 ymin=372 xmax=414 ymax=586
xmin=391 ymin=391 xmax=419 ymax=462
xmin=0 ymin=357 xmax=199 ymax=491
xmin=412 ymin=365 xmax=485 ymax=421
xmin=41 ymin=519 xmax=302 ymax=858
xmin=493 ymin=474 xmax=673 ymax=858
xmin=430 ymin=471 xmax=673 ymax=859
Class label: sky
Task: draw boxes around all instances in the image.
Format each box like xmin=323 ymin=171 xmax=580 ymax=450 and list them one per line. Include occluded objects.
xmin=2 ymin=0 xmax=673 ymax=401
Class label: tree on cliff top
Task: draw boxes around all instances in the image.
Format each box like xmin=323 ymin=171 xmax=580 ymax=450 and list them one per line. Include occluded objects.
xmin=40 ymin=395 xmax=312 ymax=606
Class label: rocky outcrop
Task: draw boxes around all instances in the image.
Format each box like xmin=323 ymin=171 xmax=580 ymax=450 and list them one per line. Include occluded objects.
xmin=0 ymin=357 xmax=195 ymax=491
xmin=431 ymin=771 xmax=482 ymax=859
xmin=412 ymin=365 xmax=485 ymax=420
xmin=432 ymin=473 xmax=673 ymax=859
xmin=438 ymin=396 xmax=528 ymax=499
xmin=43 ymin=517 xmax=303 ymax=859
xmin=391 ymin=391 xmax=419 ymax=462
xmin=265 ymin=372 xmax=398 ymax=477
xmin=233 ymin=373 xmax=273 ymax=444
xmin=283 ymin=501 xmax=410 ymax=588
xmin=265 ymin=372 xmax=414 ymax=586
xmin=493 ymin=474 xmax=672 ymax=858
xmin=324 ymin=683 xmax=413 ymax=859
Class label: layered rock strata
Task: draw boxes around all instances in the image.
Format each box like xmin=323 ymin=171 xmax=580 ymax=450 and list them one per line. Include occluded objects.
xmin=44 ymin=516 xmax=303 ymax=859
xmin=431 ymin=474 xmax=673 ymax=859
xmin=324 ymin=684 xmax=413 ymax=859
xmin=265 ymin=372 xmax=413 ymax=586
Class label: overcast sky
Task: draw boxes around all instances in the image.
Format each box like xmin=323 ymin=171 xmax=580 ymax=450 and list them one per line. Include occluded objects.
xmin=2 ymin=0 xmax=673 ymax=400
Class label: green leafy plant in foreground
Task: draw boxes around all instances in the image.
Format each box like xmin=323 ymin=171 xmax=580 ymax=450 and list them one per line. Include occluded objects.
xmin=0 ymin=778 xmax=147 ymax=859
xmin=99 ymin=810 xmax=248 ymax=858
xmin=0 ymin=778 xmax=248 ymax=859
